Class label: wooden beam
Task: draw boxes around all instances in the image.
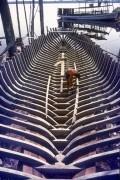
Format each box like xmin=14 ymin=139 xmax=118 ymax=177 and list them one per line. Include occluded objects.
xmin=39 ymin=0 xmax=44 ymax=34
xmin=46 ymin=75 xmax=51 ymax=118
xmin=0 ymin=0 xmax=15 ymax=57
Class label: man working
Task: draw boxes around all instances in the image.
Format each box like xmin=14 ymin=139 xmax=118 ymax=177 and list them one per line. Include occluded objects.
xmin=64 ymin=68 xmax=80 ymax=90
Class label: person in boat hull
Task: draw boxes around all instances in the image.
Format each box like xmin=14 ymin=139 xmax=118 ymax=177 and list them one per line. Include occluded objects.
xmin=65 ymin=68 xmax=80 ymax=90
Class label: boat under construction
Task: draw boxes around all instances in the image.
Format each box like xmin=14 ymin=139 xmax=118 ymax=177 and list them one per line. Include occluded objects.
xmin=0 ymin=29 xmax=119 ymax=179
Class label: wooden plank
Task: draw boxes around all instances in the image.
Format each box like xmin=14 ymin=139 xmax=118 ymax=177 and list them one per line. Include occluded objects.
xmin=60 ymin=53 xmax=65 ymax=93
xmin=72 ymin=63 xmax=79 ymax=123
xmin=45 ymin=75 xmax=51 ymax=118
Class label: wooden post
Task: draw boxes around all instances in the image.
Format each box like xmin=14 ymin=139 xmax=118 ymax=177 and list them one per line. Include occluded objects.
xmin=60 ymin=53 xmax=65 ymax=93
xmin=31 ymin=0 xmax=35 ymax=40
xmin=72 ymin=63 xmax=79 ymax=123
xmin=39 ymin=0 xmax=44 ymax=35
xmin=16 ymin=0 xmax=21 ymax=39
xmin=23 ymin=0 xmax=30 ymax=44
xmin=0 ymin=0 xmax=15 ymax=57
xmin=46 ymin=75 xmax=51 ymax=118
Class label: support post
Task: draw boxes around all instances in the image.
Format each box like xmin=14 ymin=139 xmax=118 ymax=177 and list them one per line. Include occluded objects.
xmin=46 ymin=75 xmax=51 ymax=118
xmin=31 ymin=0 xmax=35 ymax=40
xmin=60 ymin=59 xmax=64 ymax=93
xmin=72 ymin=63 xmax=79 ymax=123
xmin=39 ymin=0 xmax=44 ymax=34
xmin=0 ymin=0 xmax=15 ymax=57
xmin=23 ymin=0 xmax=30 ymax=44
xmin=16 ymin=0 xmax=21 ymax=39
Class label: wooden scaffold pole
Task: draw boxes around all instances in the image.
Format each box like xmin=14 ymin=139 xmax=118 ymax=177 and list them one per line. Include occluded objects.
xmin=0 ymin=0 xmax=15 ymax=57
xmin=39 ymin=0 xmax=44 ymax=34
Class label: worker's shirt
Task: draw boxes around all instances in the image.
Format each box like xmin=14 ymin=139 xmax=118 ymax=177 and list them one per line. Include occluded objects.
xmin=66 ymin=68 xmax=78 ymax=77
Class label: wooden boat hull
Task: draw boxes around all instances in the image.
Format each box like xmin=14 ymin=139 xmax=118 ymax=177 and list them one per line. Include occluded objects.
xmin=0 ymin=30 xmax=119 ymax=179
xmin=58 ymin=12 xmax=118 ymax=21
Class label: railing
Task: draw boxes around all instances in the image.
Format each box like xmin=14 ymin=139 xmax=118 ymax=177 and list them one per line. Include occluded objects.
xmin=45 ymin=75 xmax=51 ymax=118
xmin=72 ymin=63 xmax=79 ymax=123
